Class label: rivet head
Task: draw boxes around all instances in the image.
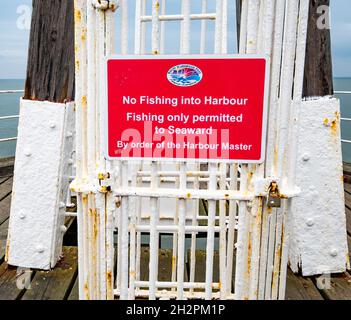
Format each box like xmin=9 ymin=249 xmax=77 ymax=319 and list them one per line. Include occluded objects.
xmin=60 ymin=225 xmax=68 ymax=233
xmin=50 ymin=123 xmax=56 ymax=129
xmin=24 ymin=150 xmax=32 ymax=157
xmin=19 ymin=213 xmax=26 ymax=220
xmin=306 ymin=219 xmax=314 ymax=227
xmin=330 ymin=249 xmax=338 ymax=257
xmin=36 ymin=245 xmax=45 ymax=253
xmin=302 ymin=154 xmax=310 ymax=162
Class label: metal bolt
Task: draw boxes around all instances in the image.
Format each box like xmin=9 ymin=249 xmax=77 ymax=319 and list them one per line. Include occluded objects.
xmin=24 ymin=150 xmax=32 ymax=157
xmin=50 ymin=123 xmax=56 ymax=129
xmin=330 ymin=249 xmax=338 ymax=257
xmin=19 ymin=213 xmax=26 ymax=220
xmin=306 ymin=219 xmax=314 ymax=227
xmin=302 ymin=154 xmax=310 ymax=162
xmin=60 ymin=225 xmax=68 ymax=233
xmin=36 ymin=245 xmax=45 ymax=253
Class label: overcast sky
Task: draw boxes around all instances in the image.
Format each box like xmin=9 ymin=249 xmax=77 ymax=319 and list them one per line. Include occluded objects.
xmin=0 ymin=0 xmax=350 ymax=79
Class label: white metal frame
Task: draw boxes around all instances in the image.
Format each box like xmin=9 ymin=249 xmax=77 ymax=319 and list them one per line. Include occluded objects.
xmin=72 ymin=0 xmax=344 ymax=301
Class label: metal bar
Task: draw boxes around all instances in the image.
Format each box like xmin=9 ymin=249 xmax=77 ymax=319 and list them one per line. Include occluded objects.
xmin=134 ymin=281 xmax=220 ymax=290
xmin=0 ymin=90 xmax=24 ymax=94
xmin=0 ymin=115 xmax=19 ymax=120
xmin=129 ymin=164 xmax=138 ymax=299
xmin=335 ymin=91 xmax=351 ymax=95
xmin=219 ymin=163 xmax=227 ymax=299
xmin=120 ymin=161 xmax=130 ymax=300
xmin=200 ymin=0 xmax=207 ymax=54
xmin=0 ymin=137 xmax=17 ymax=143
xmin=120 ymin=0 xmax=128 ymax=55
xmin=177 ymin=162 xmax=187 ymax=300
xmin=113 ymin=188 xmax=254 ymax=201
xmin=140 ymin=13 xmax=216 ymax=22
xmin=135 ymin=225 xmax=223 ymax=233
xmin=205 ymin=163 xmax=217 ymax=300
xmin=115 ymin=289 xmax=228 ymax=300
xmin=149 ymin=162 xmax=159 ymax=300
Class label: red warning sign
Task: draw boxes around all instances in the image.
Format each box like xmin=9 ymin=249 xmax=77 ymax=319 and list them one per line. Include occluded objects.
xmin=105 ymin=56 xmax=269 ymax=163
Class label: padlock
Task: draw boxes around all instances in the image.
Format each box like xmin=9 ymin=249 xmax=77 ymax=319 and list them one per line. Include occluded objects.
xmin=267 ymin=193 xmax=281 ymax=208
xmin=266 ymin=182 xmax=282 ymax=208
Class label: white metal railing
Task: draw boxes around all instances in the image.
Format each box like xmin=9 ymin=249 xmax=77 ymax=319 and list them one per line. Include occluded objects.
xmin=0 ymin=90 xmax=23 ymax=143
xmin=336 ymin=91 xmax=351 ymax=144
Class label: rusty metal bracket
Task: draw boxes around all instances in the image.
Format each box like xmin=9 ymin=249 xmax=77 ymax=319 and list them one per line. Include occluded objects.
xmin=92 ymin=0 xmax=118 ymax=11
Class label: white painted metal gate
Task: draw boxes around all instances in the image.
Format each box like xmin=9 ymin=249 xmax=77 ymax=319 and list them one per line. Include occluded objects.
xmin=72 ymin=0 xmax=310 ymax=300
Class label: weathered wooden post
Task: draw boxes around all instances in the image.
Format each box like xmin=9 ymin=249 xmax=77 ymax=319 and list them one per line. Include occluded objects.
xmin=6 ymin=0 xmax=76 ymax=270
xmin=303 ymin=0 xmax=333 ymax=97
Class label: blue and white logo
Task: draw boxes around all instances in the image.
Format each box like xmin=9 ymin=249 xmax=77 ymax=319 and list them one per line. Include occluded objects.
xmin=167 ymin=64 xmax=203 ymax=87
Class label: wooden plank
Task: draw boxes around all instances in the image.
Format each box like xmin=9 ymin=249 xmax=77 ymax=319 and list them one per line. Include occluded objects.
xmin=139 ymin=248 xmax=188 ymax=282
xmin=67 ymin=277 xmax=79 ymax=300
xmin=0 ymin=220 xmax=9 ymax=262
xmin=0 ymin=195 xmax=11 ymax=226
xmin=345 ymin=192 xmax=351 ymax=210
xmin=285 ymin=269 xmax=324 ymax=300
xmin=0 ymin=262 xmax=31 ymax=300
xmin=188 ymin=250 xmax=220 ymax=283
xmin=0 ymin=177 xmax=13 ymax=201
xmin=21 ymin=247 xmax=78 ymax=300
xmin=317 ymin=272 xmax=351 ymax=300
xmin=345 ymin=183 xmax=351 ymax=195
xmin=346 ymin=207 xmax=351 ymax=236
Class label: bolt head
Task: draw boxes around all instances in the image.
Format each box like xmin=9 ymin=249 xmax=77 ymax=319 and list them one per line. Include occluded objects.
xmin=306 ymin=219 xmax=314 ymax=227
xmin=302 ymin=154 xmax=310 ymax=162
xmin=24 ymin=150 xmax=32 ymax=157
xmin=330 ymin=249 xmax=338 ymax=257
xmin=50 ymin=123 xmax=56 ymax=129
xmin=19 ymin=213 xmax=26 ymax=220
xmin=36 ymin=245 xmax=45 ymax=253
xmin=60 ymin=225 xmax=68 ymax=233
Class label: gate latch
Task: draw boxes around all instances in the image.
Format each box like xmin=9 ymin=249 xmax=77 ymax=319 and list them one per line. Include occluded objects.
xmin=266 ymin=181 xmax=281 ymax=208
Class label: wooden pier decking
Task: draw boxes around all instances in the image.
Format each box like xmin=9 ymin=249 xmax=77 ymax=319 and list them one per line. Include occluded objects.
xmin=1 ymin=160 xmax=351 ymax=300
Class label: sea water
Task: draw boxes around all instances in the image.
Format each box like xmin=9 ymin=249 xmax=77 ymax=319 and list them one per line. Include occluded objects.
xmin=0 ymin=78 xmax=351 ymax=161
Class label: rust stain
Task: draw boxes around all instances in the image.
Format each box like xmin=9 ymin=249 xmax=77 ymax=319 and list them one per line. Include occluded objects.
xmin=331 ymin=119 xmax=338 ymax=137
xmin=5 ymin=242 xmax=10 ymax=260
xmin=75 ymin=9 xmax=82 ymax=23
xmin=84 ymin=282 xmax=90 ymax=300
xmin=172 ymin=256 xmax=177 ymax=271
xmin=323 ymin=118 xmax=330 ymax=127
xmin=82 ymin=95 xmax=87 ymax=107
xmin=247 ymin=233 xmax=252 ymax=276
xmin=75 ymin=60 xmax=80 ymax=71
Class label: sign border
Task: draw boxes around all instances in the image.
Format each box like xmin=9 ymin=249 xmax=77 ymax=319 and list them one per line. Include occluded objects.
xmin=103 ymin=54 xmax=270 ymax=164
